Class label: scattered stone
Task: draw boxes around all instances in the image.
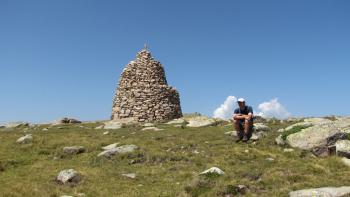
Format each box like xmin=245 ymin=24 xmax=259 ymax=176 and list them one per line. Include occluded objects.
xmin=275 ymin=135 xmax=285 ymax=145
xmin=173 ymin=124 xmax=183 ymax=128
xmin=56 ymin=169 xmax=80 ymax=184
xmin=102 ymin=143 xmax=120 ymax=150
xmin=143 ymin=123 xmax=154 ymax=127
xmin=3 ymin=122 xmax=29 ymax=128
xmin=335 ymin=140 xmax=350 ymax=158
xmin=95 ymin=125 xmax=104 ymax=129
xmin=284 ymin=148 xmax=294 ymax=152
xmin=193 ymin=150 xmax=200 ymax=154
xmin=111 ymin=48 xmax=182 ymax=123
xmin=103 ymin=131 xmax=109 ymax=135
xmin=251 ymin=132 xmax=265 ymax=141
xmin=277 ymin=128 xmax=285 ymax=133
xmin=103 ymin=121 xmax=123 ymax=130
xmin=42 ymin=128 xmax=49 ymax=131
xmin=266 ymin=158 xmax=275 ymax=161
xmin=98 ymin=144 xmax=138 ymax=157
xmin=286 ymin=120 xmax=350 ymax=150
xmin=254 ymin=123 xmax=270 ymax=132
xmin=166 ymin=118 xmax=187 ymax=125
xmin=186 ymin=116 xmax=217 ymax=127
xmin=289 ymin=186 xmax=350 ymax=197
xmin=141 ymin=127 xmax=163 ymax=131
xmin=122 ymin=173 xmax=136 ymax=179
xmin=199 ymin=167 xmax=225 ymax=175
xmin=235 ymin=185 xmax=248 ymax=195
xmin=16 ymin=134 xmax=33 ymax=144
xmin=63 ymin=146 xmax=85 ymax=154
xmin=341 ymin=157 xmax=350 ymax=167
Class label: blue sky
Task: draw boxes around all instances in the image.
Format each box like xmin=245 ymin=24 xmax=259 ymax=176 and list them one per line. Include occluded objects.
xmin=1 ymin=0 xmax=349 ymax=123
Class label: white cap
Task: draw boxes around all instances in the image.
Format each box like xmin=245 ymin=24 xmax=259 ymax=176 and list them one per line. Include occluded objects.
xmin=237 ymin=98 xmax=245 ymax=103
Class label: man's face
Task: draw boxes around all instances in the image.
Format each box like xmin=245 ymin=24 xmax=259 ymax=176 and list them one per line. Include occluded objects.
xmin=238 ymin=102 xmax=245 ymax=109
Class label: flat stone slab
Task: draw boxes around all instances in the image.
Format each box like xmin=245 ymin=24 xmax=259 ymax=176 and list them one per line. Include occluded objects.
xmin=141 ymin=127 xmax=163 ymax=131
xmin=103 ymin=121 xmax=123 ymax=130
xmin=102 ymin=143 xmax=120 ymax=150
xmin=166 ymin=118 xmax=187 ymax=125
xmin=98 ymin=144 xmax=138 ymax=157
xmin=289 ymin=186 xmax=350 ymax=197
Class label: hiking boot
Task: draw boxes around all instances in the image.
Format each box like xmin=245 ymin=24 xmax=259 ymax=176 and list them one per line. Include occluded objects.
xmin=242 ymin=135 xmax=248 ymax=143
xmin=236 ymin=137 xmax=243 ymax=143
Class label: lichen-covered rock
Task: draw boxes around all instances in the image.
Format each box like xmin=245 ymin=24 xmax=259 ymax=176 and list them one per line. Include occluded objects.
xmin=111 ymin=47 xmax=182 ymax=123
xmin=286 ymin=118 xmax=350 ymax=150
xmin=289 ymin=186 xmax=350 ymax=197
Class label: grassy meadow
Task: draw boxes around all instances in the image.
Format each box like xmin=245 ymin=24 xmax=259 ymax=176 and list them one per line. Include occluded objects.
xmin=1 ymin=119 xmax=350 ymax=197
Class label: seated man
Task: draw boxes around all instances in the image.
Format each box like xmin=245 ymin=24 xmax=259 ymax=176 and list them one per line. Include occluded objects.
xmin=233 ymin=98 xmax=254 ymax=142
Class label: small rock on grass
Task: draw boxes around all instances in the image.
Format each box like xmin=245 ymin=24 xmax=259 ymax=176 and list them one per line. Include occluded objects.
xmin=16 ymin=134 xmax=33 ymax=144
xmin=98 ymin=144 xmax=138 ymax=158
xmin=122 ymin=173 xmax=136 ymax=179
xmin=56 ymin=169 xmax=80 ymax=184
xmin=63 ymin=146 xmax=85 ymax=154
xmin=102 ymin=143 xmax=120 ymax=150
xmin=200 ymin=167 xmax=225 ymax=175
xmin=141 ymin=127 xmax=163 ymax=131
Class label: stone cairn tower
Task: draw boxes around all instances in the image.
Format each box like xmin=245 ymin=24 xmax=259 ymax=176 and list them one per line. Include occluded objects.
xmin=111 ymin=46 xmax=182 ymax=122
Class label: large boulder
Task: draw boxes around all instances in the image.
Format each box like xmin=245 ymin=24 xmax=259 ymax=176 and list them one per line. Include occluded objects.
xmin=335 ymin=140 xmax=350 ymax=158
xmin=289 ymin=186 xmax=350 ymax=197
xmin=2 ymin=122 xmax=29 ymax=128
xmin=286 ymin=118 xmax=350 ymax=150
xmin=253 ymin=123 xmax=270 ymax=132
xmin=185 ymin=116 xmax=218 ymax=127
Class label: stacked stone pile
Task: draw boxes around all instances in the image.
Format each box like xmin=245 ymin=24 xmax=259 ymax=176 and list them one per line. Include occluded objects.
xmin=111 ymin=47 xmax=182 ymax=122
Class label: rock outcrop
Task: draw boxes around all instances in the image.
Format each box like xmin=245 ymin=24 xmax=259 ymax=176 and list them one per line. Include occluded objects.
xmin=111 ymin=47 xmax=182 ymax=123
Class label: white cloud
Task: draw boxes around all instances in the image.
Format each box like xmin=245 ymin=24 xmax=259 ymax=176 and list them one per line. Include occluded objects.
xmin=257 ymin=98 xmax=291 ymax=119
xmin=213 ymin=96 xmax=237 ymax=119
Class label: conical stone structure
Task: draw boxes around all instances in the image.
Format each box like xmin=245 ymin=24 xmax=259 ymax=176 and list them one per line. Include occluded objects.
xmin=111 ymin=48 xmax=182 ymax=122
